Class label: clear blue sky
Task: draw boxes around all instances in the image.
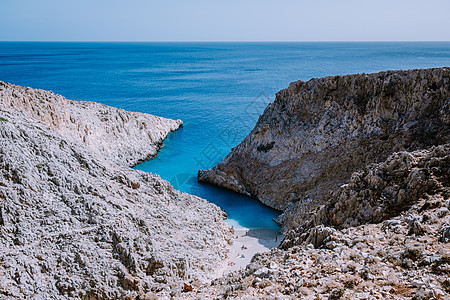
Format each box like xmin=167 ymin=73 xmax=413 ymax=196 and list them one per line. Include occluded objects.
xmin=1 ymin=0 xmax=449 ymax=41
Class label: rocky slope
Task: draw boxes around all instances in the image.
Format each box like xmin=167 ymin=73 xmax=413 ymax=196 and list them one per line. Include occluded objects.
xmin=190 ymin=68 xmax=450 ymax=299
xmin=199 ymin=68 xmax=450 ymax=231
xmin=0 ymin=82 xmax=233 ymax=299
xmin=191 ymin=182 xmax=450 ymax=299
xmin=0 ymin=81 xmax=182 ymax=167
xmin=279 ymin=144 xmax=449 ymax=234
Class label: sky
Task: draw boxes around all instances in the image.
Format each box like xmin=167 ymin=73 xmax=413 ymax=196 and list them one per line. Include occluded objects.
xmin=1 ymin=0 xmax=449 ymax=42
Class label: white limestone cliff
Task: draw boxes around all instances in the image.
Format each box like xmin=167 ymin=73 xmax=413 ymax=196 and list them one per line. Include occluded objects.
xmin=0 ymin=81 xmax=233 ymax=299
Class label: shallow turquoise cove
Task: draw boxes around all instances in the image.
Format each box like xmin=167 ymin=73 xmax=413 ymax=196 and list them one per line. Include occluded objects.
xmin=134 ymin=127 xmax=282 ymax=230
xmin=1 ymin=42 xmax=449 ymax=229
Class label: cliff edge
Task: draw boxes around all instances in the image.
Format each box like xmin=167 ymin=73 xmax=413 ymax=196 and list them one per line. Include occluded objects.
xmin=199 ymin=68 xmax=449 ymax=230
xmin=0 ymin=82 xmax=233 ymax=299
xmin=192 ymin=69 xmax=449 ymax=299
xmin=0 ymin=81 xmax=182 ymax=167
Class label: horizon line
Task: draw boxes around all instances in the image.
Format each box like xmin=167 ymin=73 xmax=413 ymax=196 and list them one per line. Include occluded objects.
xmin=1 ymin=40 xmax=450 ymax=43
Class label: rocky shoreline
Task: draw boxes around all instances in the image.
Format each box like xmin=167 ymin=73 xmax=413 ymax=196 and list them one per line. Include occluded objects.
xmin=1 ymin=66 xmax=449 ymax=299
xmin=195 ymin=68 xmax=449 ymax=299
xmin=199 ymin=68 xmax=449 ymax=230
xmin=0 ymin=82 xmax=234 ymax=299
xmin=0 ymin=81 xmax=183 ymax=168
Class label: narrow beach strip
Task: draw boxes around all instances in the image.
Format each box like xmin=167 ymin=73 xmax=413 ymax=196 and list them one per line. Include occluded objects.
xmin=217 ymin=228 xmax=284 ymax=276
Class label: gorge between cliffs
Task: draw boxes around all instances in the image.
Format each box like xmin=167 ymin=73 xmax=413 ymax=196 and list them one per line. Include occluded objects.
xmin=1 ymin=67 xmax=449 ymax=299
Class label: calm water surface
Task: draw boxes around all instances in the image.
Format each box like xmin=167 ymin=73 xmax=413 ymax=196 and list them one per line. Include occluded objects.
xmin=1 ymin=42 xmax=449 ymax=229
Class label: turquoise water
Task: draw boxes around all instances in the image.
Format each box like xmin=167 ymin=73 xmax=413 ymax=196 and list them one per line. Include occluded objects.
xmin=1 ymin=42 xmax=449 ymax=229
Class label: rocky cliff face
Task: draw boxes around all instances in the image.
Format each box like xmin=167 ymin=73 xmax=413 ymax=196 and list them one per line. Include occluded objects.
xmin=0 ymin=81 xmax=182 ymax=167
xmin=280 ymin=143 xmax=449 ymax=247
xmin=190 ymin=68 xmax=450 ymax=299
xmin=0 ymin=82 xmax=233 ymax=299
xmin=199 ymin=68 xmax=450 ymax=230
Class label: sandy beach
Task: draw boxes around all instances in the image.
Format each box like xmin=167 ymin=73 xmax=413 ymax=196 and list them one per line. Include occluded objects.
xmin=217 ymin=228 xmax=283 ymax=276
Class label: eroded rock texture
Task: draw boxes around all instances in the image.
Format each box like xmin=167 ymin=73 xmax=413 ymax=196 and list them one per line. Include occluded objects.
xmin=0 ymin=81 xmax=182 ymax=167
xmin=0 ymin=82 xmax=233 ymax=299
xmin=192 ymin=191 xmax=450 ymax=299
xmin=199 ymin=68 xmax=450 ymax=230
xmin=281 ymin=144 xmax=449 ymax=246
xmin=191 ymin=68 xmax=450 ymax=299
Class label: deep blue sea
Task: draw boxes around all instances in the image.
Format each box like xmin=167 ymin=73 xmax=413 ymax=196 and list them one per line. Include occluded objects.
xmin=1 ymin=42 xmax=449 ymax=229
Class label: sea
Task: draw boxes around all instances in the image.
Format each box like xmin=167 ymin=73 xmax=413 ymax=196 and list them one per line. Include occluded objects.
xmin=1 ymin=42 xmax=449 ymax=229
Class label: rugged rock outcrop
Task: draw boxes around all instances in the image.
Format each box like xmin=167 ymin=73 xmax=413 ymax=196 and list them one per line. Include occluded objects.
xmin=192 ymin=145 xmax=449 ymax=299
xmin=280 ymin=143 xmax=449 ymax=247
xmin=191 ymin=189 xmax=450 ymax=299
xmin=191 ymin=68 xmax=450 ymax=299
xmin=0 ymin=82 xmax=233 ymax=299
xmin=0 ymin=81 xmax=182 ymax=167
xmin=199 ymin=68 xmax=450 ymax=230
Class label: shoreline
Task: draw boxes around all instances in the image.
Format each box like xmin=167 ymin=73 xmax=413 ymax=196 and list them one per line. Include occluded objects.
xmin=216 ymin=228 xmax=284 ymax=277
xmin=0 ymin=81 xmax=233 ymax=298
